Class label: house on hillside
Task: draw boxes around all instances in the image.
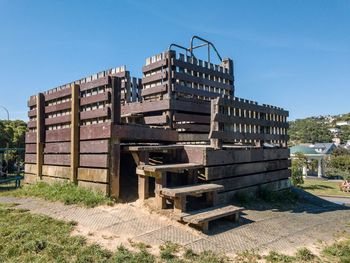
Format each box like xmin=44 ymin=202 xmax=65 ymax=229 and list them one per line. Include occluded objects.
xmin=336 ymin=121 xmax=350 ymax=126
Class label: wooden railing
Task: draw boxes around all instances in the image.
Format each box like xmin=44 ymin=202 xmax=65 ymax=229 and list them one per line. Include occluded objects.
xmin=209 ymin=97 xmax=289 ymax=149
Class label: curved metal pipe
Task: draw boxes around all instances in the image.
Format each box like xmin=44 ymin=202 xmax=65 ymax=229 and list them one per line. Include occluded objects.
xmin=190 ymin=35 xmax=223 ymax=62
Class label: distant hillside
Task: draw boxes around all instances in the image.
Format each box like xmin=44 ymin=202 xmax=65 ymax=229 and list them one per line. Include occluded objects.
xmin=288 ymin=113 xmax=350 ymax=145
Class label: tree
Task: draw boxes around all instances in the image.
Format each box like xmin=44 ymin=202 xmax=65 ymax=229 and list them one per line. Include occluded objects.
xmin=291 ymin=152 xmax=307 ymax=186
xmin=288 ymin=119 xmax=332 ymax=145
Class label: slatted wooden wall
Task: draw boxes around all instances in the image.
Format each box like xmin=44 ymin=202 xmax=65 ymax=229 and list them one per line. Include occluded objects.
xmin=209 ymin=97 xmax=289 ymax=148
xmin=25 ymin=75 xmax=122 ymax=197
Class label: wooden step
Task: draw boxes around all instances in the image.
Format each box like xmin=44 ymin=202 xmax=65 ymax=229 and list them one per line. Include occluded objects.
xmin=138 ymin=163 xmax=203 ymax=173
xmin=160 ymin=183 xmax=224 ymax=197
xmin=181 ymin=205 xmax=244 ymax=233
xmin=124 ymin=144 xmax=184 ymax=152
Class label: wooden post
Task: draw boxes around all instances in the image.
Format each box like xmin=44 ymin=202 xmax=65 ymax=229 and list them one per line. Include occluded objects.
xmin=174 ymin=196 xmax=186 ymax=213
xmin=110 ymin=76 xmax=121 ymax=198
xmin=36 ymin=93 xmax=45 ymax=179
xmin=70 ymin=84 xmax=79 ymax=184
xmin=166 ymin=50 xmax=175 ymax=129
xmin=210 ymin=98 xmax=222 ymax=149
xmin=138 ymin=151 xmax=149 ymax=200
xmin=155 ymin=172 xmax=167 ymax=209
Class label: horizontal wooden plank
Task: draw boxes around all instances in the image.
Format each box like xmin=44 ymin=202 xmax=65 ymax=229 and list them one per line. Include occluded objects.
xmin=25 ymin=163 xmax=37 ymax=174
xmin=80 ymin=107 xmax=110 ymax=120
xmin=77 ymin=167 xmax=109 ymax=183
xmin=44 ymin=142 xmax=70 ymax=153
xmin=42 ymin=176 xmax=69 ymax=184
xmin=45 ymin=101 xmax=71 ymax=114
xmin=141 ymin=84 xmax=167 ymax=97
xmin=80 ymin=76 xmax=110 ymax=91
xmin=122 ymin=99 xmax=170 ymax=115
xmin=77 ymin=180 xmax=108 ymax=195
xmin=175 ymin=123 xmax=210 ymax=133
xmin=142 ymin=58 xmax=167 ymax=72
xmin=80 ymin=91 xmax=110 ymax=106
xmin=210 ymin=130 xmax=288 ymax=142
xmin=28 ymin=109 xmax=36 ymax=117
xmin=173 ymin=72 xmax=232 ymax=91
xmin=124 ymin=144 xmax=184 ymax=152
xmin=142 ymin=71 xmax=167 ymax=85
xmin=170 ymin=98 xmax=211 ymax=114
xmin=113 ymin=125 xmax=178 ymax=142
xmin=42 ymin=165 xmax=71 ymax=178
xmin=160 ymin=183 xmax=224 ymax=197
xmin=25 ymin=153 xmax=36 ymax=163
xmin=144 ymin=115 xmax=168 ymax=125
xmin=138 ymin=163 xmax=203 ymax=173
xmin=46 ymin=128 xmax=71 ymax=142
xmin=204 ymin=159 xmax=291 ymax=180
xmin=27 ymin=120 xmax=37 ymax=128
xmin=45 ymin=88 xmax=71 ymax=101
xmin=181 ymin=205 xmax=243 ymax=224
xmin=173 ymin=84 xmax=222 ymax=98
xmin=217 ymin=97 xmax=289 ymax=117
xmin=45 ymin=115 xmax=71 ymax=126
xmin=79 ymin=154 xmax=109 ymax=168
xmin=80 ymin=139 xmax=110 ymax=153
xmin=214 ymin=114 xmax=289 ymax=128
xmin=210 ymin=169 xmax=291 ymax=192
xmin=172 ymin=59 xmax=233 ymax=81
xmin=204 ymin=148 xmax=290 ymax=166
xmin=25 ymin=144 xmax=37 ymax=153
xmin=24 ymin=173 xmax=38 ymax=184
xmin=28 ymin=97 xmax=36 ymax=107
xmin=44 ymin=154 xmax=70 ymax=166
xmin=80 ymin=123 xmax=111 ymax=140
xmin=174 ymin=112 xmax=210 ymax=124
xmin=25 ymin=132 xmax=37 ymax=143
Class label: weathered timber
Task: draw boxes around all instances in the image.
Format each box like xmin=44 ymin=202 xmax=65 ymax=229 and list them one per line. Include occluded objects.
xmin=25 ymin=154 xmax=36 ymax=163
xmin=45 ymin=115 xmax=71 ymax=126
xmin=70 ymin=84 xmax=79 ymax=183
xmin=144 ymin=115 xmax=168 ymax=125
xmin=138 ymin=163 xmax=203 ymax=173
xmin=113 ymin=125 xmax=178 ymax=142
xmin=79 ymin=154 xmax=109 ymax=168
xmin=80 ymin=91 xmax=110 ymax=106
xmin=141 ymin=85 xmax=167 ymax=97
xmin=181 ymin=205 xmax=243 ymax=223
xmin=80 ymin=107 xmax=110 ymax=120
xmin=25 ymin=143 xmax=37 ymax=153
xmin=124 ymin=144 xmax=184 ymax=152
xmin=44 ymin=88 xmax=71 ymax=101
xmin=45 ymin=101 xmax=71 ymax=114
xmin=42 ymin=165 xmax=71 ymax=178
xmin=160 ymin=183 xmax=224 ymax=197
xmin=210 ymin=169 xmax=291 ymax=192
xmin=77 ymin=167 xmax=109 ymax=183
xmin=204 ymin=159 xmax=291 ymax=180
xmin=204 ymin=148 xmax=290 ymax=166
xmin=44 ymin=142 xmax=70 ymax=153
xmin=46 ymin=128 xmax=71 ymax=142
xmin=121 ymin=99 xmax=170 ymax=115
xmin=25 ymin=163 xmax=37 ymax=174
xmin=173 ymin=112 xmax=210 ymax=124
xmin=44 ymin=154 xmax=70 ymax=166
xmin=36 ymin=93 xmax=45 ymax=179
xmin=80 ymin=123 xmax=111 ymax=140
xmin=24 ymin=173 xmax=38 ymax=184
xmin=80 ymin=76 xmax=110 ymax=91
xmin=25 ymin=132 xmax=37 ymax=143
xmin=80 ymin=140 xmax=109 ymax=153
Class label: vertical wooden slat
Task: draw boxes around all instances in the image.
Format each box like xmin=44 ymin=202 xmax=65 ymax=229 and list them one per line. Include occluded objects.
xmin=110 ymin=76 xmax=121 ymax=198
xmin=210 ymin=98 xmax=221 ymax=149
xmin=36 ymin=93 xmax=45 ymax=179
xmin=70 ymin=84 xmax=79 ymax=183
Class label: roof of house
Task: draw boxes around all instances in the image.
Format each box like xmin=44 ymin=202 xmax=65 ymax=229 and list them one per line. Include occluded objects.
xmin=311 ymin=143 xmax=335 ymax=154
xmin=290 ymin=145 xmax=318 ymax=155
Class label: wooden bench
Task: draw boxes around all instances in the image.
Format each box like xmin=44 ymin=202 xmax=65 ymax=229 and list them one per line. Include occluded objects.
xmin=181 ymin=205 xmax=244 ymax=233
xmin=159 ymin=183 xmax=223 ymax=212
xmin=137 ymin=163 xmax=203 ymax=175
xmin=0 ymin=175 xmax=24 ymax=189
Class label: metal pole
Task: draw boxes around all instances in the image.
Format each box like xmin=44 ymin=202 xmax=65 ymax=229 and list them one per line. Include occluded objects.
xmin=0 ymin=105 xmax=10 ymax=176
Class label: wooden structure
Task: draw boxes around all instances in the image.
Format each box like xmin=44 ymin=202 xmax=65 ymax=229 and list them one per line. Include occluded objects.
xmin=25 ymin=37 xmax=290 ymax=231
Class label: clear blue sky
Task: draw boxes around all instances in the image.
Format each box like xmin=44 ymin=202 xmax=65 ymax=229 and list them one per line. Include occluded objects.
xmin=0 ymin=0 xmax=349 ymax=121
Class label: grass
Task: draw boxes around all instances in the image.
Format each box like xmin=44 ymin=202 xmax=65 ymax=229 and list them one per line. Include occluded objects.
xmin=0 ymin=203 xmax=230 ymax=263
xmin=300 ymin=178 xmax=350 ymax=198
xmin=0 ymin=181 xmax=114 ymax=207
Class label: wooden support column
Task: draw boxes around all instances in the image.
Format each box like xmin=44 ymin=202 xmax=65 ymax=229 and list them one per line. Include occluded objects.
xmin=166 ymin=50 xmax=175 ymax=129
xmin=206 ymin=191 xmax=218 ymax=207
xmin=174 ymin=196 xmax=186 ymax=213
xmin=70 ymin=84 xmax=79 ymax=184
xmin=110 ymin=76 xmax=121 ymax=198
xmin=210 ymin=98 xmax=222 ymax=149
xmin=155 ymin=172 xmax=167 ymax=209
xmin=36 ymin=93 xmax=45 ymax=179
xmin=138 ymin=151 xmax=149 ymax=200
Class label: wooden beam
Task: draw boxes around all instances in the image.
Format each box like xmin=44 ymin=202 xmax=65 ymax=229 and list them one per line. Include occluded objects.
xmin=70 ymin=84 xmax=79 ymax=183
xmin=36 ymin=93 xmax=45 ymax=179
